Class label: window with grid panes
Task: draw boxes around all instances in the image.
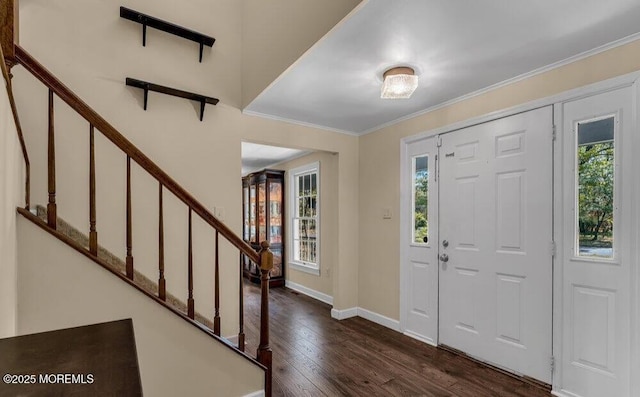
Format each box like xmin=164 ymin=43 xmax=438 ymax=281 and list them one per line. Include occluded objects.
xmin=289 ymin=162 xmax=320 ymax=274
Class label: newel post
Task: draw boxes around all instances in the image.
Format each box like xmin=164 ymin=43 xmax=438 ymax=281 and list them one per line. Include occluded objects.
xmin=0 ymin=0 xmax=17 ymax=69
xmin=257 ymin=240 xmax=273 ymax=397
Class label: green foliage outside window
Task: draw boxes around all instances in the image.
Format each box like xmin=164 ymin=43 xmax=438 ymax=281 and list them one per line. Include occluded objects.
xmin=578 ymin=142 xmax=613 ymax=251
xmin=414 ymin=168 xmax=428 ymax=243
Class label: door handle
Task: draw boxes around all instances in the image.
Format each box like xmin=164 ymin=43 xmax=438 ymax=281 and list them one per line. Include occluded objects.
xmin=439 ymin=253 xmax=449 ymax=262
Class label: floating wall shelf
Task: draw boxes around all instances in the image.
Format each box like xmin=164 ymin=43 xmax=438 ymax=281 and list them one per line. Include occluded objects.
xmin=126 ymin=78 xmax=219 ymax=121
xmin=120 ymin=6 xmax=215 ymax=62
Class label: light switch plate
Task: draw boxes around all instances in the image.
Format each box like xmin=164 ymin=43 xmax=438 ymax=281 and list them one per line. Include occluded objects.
xmin=382 ymin=208 xmax=392 ymax=219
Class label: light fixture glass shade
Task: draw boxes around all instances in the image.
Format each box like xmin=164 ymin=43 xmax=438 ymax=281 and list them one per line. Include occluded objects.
xmin=381 ymin=67 xmax=418 ymax=99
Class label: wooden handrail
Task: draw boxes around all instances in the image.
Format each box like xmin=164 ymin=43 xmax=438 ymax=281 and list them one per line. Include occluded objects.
xmin=13 ymin=45 xmax=259 ymax=264
xmin=0 ymin=43 xmax=30 ymax=210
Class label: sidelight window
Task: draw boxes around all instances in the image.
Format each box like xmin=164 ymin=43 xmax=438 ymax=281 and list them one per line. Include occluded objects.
xmin=412 ymin=155 xmax=429 ymax=244
xmin=576 ymin=116 xmax=615 ymax=259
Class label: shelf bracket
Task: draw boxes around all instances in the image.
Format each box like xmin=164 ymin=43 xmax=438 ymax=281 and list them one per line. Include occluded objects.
xmin=143 ymin=86 xmax=149 ymax=110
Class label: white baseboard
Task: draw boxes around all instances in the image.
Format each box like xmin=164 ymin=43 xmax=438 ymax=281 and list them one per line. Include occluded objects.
xmin=331 ymin=307 xmax=358 ymax=320
xmin=285 ymin=280 xmax=400 ymax=332
xmin=283 ymin=281 xmax=400 ymax=332
xmin=285 ymin=280 xmax=333 ymax=305
xmin=243 ymin=390 xmax=265 ymax=397
xmin=551 ymin=390 xmax=581 ymax=397
xmin=281 ymin=284 xmax=400 ymax=334
xmin=356 ymin=307 xmax=401 ymax=332
xmin=403 ymin=330 xmax=437 ymax=347
xmin=330 ymin=306 xmax=401 ymax=333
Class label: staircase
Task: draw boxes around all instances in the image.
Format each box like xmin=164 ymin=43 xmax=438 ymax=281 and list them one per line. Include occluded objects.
xmin=33 ymin=204 xmax=218 ymax=329
xmin=2 ymin=42 xmax=273 ymax=396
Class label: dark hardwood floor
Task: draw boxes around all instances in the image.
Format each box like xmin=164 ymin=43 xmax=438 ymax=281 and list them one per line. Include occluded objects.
xmin=243 ymin=282 xmax=551 ymax=397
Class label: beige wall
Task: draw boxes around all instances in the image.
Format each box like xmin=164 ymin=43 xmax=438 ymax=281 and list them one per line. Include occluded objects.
xmin=275 ymin=151 xmax=338 ymax=297
xmin=13 ymin=0 xmax=359 ymax=324
xmin=241 ymin=0 xmax=361 ymax=108
xmin=17 ymin=217 xmax=264 ymax=397
xmin=358 ymin=39 xmax=640 ymax=320
xmin=0 ymin=72 xmax=23 ymax=338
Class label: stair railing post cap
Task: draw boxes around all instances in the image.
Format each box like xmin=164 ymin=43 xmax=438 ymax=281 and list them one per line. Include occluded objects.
xmin=259 ymin=241 xmax=273 ymax=271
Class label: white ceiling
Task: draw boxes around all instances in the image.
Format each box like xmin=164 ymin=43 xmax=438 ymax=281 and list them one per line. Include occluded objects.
xmin=245 ymin=0 xmax=640 ymax=135
xmin=241 ymin=142 xmax=310 ymax=176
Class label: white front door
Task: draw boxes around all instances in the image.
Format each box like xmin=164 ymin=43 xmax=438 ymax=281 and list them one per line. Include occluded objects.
xmin=438 ymin=107 xmax=553 ymax=383
xmin=559 ymin=87 xmax=632 ymax=397
xmin=401 ymin=136 xmax=439 ymax=345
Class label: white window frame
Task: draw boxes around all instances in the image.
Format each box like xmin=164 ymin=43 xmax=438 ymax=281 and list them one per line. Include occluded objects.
xmin=288 ymin=161 xmax=321 ymax=276
xmin=572 ymin=113 xmax=619 ymax=262
xmin=411 ymin=154 xmax=429 ymax=246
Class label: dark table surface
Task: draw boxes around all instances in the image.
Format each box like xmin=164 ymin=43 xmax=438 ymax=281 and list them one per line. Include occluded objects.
xmin=0 ymin=318 xmax=142 ymax=397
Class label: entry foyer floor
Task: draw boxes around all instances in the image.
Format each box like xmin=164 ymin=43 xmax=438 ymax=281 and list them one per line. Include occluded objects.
xmin=243 ymin=282 xmax=551 ymax=397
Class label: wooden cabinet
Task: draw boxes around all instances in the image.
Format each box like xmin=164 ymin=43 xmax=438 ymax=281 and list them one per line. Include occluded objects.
xmin=242 ymin=169 xmax=285 ymax=287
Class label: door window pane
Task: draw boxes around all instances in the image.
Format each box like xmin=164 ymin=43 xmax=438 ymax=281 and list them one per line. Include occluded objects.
xmin=577 ymin=117 xmax=614 ymax=259
xmin=413 ymin=155 xmax=429 ymax=244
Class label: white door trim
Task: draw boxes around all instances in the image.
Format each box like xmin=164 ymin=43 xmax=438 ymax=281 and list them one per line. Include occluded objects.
xmin=632 ymin=79 xmax=640 ymax=397
xmin=399 ymin=136 xmax=411 ymax=335
xmin=400 ymin=70 xmax=640 ymax=396
xmin=552 ymin=103 xmax=565 ymax=393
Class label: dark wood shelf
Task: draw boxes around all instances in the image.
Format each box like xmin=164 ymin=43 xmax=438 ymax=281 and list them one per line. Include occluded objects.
xmin=126 ymin=77 xmax=219 ymax=121
xmin=120 ymin=6 xmax=215 ymax=62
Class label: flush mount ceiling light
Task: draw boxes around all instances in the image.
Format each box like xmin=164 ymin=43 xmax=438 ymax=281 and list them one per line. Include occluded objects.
xmin=381 ymin=66 xmax=418 ymax=99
